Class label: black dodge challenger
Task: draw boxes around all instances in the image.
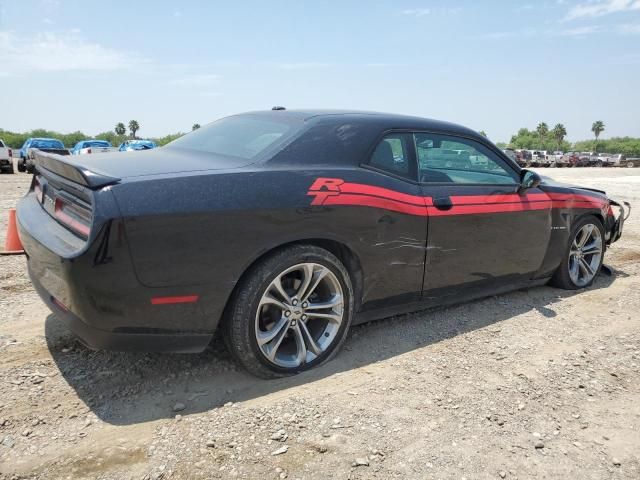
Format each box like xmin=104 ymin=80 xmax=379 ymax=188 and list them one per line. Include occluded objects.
xmin=17 ymin=109 xmax=628 ymax=378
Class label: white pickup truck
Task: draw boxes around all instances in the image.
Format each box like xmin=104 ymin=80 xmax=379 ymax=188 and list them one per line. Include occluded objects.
xmin=0 ymin=139 xmax=14 ymax=174
xmin=70 ymin=140 xmax=118 ymax=155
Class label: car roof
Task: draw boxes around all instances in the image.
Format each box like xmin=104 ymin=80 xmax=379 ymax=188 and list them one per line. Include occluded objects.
xmin=240 ymin=109 xmax=482 ymax=139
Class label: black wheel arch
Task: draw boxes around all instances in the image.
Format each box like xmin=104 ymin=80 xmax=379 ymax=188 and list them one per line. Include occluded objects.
xmin=219 ymin=237 xmax=364 ymax=331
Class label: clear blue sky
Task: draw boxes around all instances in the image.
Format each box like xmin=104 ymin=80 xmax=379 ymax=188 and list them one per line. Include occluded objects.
xmin=1 ymin=0 xmax=639 ymax=143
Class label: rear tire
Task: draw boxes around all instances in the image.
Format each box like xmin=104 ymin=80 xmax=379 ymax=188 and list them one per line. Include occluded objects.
xmin=17 ymin=160 xmax=26 ymax=173
xmin=551 ymin=215 xmax=605 ymax=290
xmin=222 ymin=245 xmax=354 ymax=378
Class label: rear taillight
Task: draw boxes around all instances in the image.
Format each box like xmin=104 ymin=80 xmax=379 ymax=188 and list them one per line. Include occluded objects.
xmin=54 ymin=197 xmax=91 ymax=238
xmin=8 ymin=149 xmax=12 ymax=158
xmin=87 ymin=148 xmax=92 ymax=154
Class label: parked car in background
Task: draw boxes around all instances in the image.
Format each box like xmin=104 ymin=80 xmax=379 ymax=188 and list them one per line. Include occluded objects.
xmin=528 ymin=150 xmax=545 ymax=167
xmin=609 ymin=154 xmax=626 ymax=166
xmin=18 ymin=138 xmax=69 ymax=173
xmin=516 ymin=149 xmax=532 ymax=167
xmin=71 ymin=140 xmax=117 ymax=155
xmin=578 ymin=152 xmax=599 ymax=167
xmin=502 ymin=148 xmax=516 ymax=162
xmin=596 ymin=153 xmax=613 ymax=167
xmin=0 ymin=139 xmax=13 ymax=174
xmin=550 ymin=151 xmax=568 ymax=167
xmin=562 ymin=151 xmax=581 ymax=167
xmin=16 ymin=109 xmax=629 ymax=378
xmin=118 ymin=140 xmax=157 ymax=152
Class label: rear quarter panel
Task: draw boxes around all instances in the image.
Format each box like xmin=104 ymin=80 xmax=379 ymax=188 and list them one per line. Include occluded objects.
xmin=113 ymin=167 xmax=428 ymax=323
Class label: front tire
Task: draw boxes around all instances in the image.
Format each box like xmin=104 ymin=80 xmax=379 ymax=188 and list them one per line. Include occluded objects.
xmin=551 ymin=215 xmax=604 ymax=290
xmin=223 ymin=245 xmax=354 ymax=378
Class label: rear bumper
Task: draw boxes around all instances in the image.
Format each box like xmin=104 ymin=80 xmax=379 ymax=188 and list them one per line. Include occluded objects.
xmin=17 ymin=191 xmax=216 ymax=353
xmin=30 ymin=267 xmax=212 ymax=353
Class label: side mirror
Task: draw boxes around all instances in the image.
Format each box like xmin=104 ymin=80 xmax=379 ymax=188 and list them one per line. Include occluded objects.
xmin=519 ymin=169 xmax=541 ymax=193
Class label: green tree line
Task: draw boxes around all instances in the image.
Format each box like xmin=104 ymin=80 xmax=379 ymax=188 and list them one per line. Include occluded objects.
xmin=0 ymin=126 xmax=186 ymax=149
xmin=494 ymin=120 xmax=640 ymax=157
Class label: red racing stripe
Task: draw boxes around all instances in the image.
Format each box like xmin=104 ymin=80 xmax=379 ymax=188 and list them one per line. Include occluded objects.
xmin=427 ymin=201 xmax=553 ymax=217
xmin=307 ymin=179 xmax=606 ymax=217
xmin=338 ymin=182 xmax=431 ymax=206
xmin=321 ymin=194 xmax=428 ymax=216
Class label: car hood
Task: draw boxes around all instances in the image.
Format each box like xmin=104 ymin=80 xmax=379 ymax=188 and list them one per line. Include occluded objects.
xmin=539 ymin=175 xmax=607 ymax=198
xmin=62 ymin=146 xmax=253 ymax=180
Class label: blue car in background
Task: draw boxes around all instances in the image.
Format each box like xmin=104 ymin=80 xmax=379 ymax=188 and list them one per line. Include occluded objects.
xmin=18 ymin=138 xmax=69 ymax=173
xmin=71 ymin=140 xmax=116 ymax=155
xmin=118 ymin=140 xmax=157 ymax=152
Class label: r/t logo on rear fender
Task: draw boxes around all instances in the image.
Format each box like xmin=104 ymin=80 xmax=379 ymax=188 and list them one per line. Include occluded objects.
xmin=307 ymin=178 xmax=345 ymax=205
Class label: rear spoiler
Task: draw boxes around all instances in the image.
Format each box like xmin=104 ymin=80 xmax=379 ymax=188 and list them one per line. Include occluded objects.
xmin=33 ymin=150 xmax=120 ymax=189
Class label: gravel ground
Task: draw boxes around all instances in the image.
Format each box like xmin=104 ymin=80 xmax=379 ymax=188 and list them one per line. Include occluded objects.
xmin=0 ymin=167 xmax=639 ymax=480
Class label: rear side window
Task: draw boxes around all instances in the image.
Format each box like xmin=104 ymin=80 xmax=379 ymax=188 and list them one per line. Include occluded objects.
xmin=368 ymin=133 xmax=414 ymax=178
xmin=0 ymin=140 xmax=5 ymax=147
xmin=168 ymin=115 xmax=300 ymax=160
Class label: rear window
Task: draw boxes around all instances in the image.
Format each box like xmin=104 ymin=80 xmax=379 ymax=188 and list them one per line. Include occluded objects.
xmin=84 ymin=141 xmax=111 ymax=148
xmin=0 ymin=140 xmax=5 ymax=147
xmin=168 ymin=115 xmax=299 ymax=160
xmin=31 ymin=139 xmax=65 ymax=149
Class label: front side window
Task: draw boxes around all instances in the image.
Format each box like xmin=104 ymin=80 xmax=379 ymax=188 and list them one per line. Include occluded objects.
xmin=368 ymin=133 xmax=413 ymax=177
xmin=415 ymin=133 xmax=517 ymax=185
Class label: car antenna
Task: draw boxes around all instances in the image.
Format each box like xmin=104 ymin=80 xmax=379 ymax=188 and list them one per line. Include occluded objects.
xmin=271 ymin=106 xmax=286 ymax=111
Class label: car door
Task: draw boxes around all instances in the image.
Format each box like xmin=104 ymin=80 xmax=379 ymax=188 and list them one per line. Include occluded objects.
xmin=351 ymin=132 xmax=428 ymax=311
xmin=415 ymin=132 xmax=552 ymax=302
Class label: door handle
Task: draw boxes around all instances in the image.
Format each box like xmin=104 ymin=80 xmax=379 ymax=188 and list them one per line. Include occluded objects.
xmin=433 ymin=196 xmax=453 ymax=211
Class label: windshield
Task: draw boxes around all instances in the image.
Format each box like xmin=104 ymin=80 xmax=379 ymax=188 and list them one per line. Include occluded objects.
xmin=129 ymin=141 xmax=156 ymax=150
xmin=168 ymin=115 xmax=300 ymax=160
xmin=31 ymin=139 xmax=65 ymax=149
xmin=83 ymin=141 xmax=111 ymax=148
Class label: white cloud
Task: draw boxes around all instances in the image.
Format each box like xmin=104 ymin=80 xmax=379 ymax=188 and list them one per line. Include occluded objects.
xmin=0 ymin=31 xmax=144 ymax=75
xmin=566 ymin=0 xmax=640 ymax=20
xmin=168 ymin=73 xmax=221 ymax=87
xmin=401 ymin=8 xmax=431 ymax=17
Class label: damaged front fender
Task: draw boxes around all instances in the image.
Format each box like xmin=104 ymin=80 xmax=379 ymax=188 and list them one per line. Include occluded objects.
xmin=607 ymin=198 xmax=631 ymax=245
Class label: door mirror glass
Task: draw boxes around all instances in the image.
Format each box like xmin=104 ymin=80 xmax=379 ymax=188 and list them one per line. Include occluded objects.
xmin=520 ymin=169 xmax=541 ymax=191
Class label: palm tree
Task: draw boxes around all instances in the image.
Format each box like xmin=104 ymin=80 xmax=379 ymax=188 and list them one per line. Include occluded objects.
xmin=114 ymin=122 xmax=126 ymax=136
xmin=591 ymin=121 xmax=605 ymax=151
xmin=552 ymin=123 xmax=567 ymax=150
xmin=192 ymin=123 xmax=201 ymax=131
xmin=128 ymin=120 xmax=140 ymax=139
xmin=536 ymin=122 xmax=549 ymax=149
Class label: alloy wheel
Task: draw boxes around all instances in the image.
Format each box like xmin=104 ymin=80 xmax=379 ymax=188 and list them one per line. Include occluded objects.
xmin=255 ymin=263 xmax=344 ymax=368
xmin=568 ymin=223 xmax=603 ymax=287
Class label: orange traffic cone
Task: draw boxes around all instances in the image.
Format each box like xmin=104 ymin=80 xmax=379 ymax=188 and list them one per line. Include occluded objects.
xmin=0 ymin=209 xmax=25 ymax=255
